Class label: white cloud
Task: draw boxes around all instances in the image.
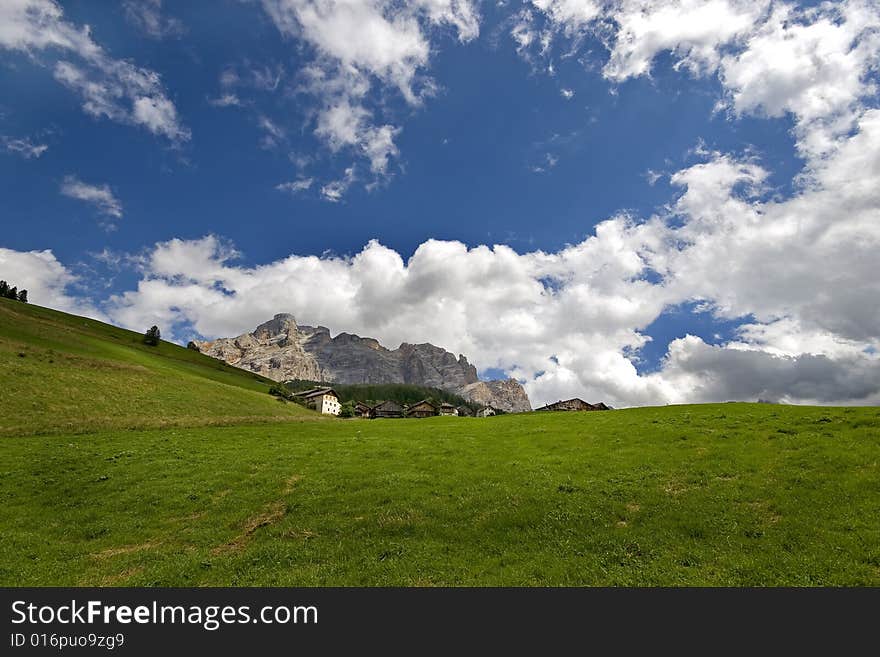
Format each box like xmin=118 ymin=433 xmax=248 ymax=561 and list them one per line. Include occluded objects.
xmin=313 ymin=97 xmax=370 ymax=150
xmin=320 ymin=166 xmax=356 ymax=201
xmin=532 ymin=0 xmax=602 ymax=34
xmin=93 ymin=228 xmax=671 ymax=408
xmin=207 ymin=93 xmax=243 ymax=108
xmin=60 ymin=175 xmax=123 ymax=227
xmin=504 ymin=2 xmax=880 ymax=405
xmin=517 ymin=0 xmax=879 ymax=165
xmin=251 ymin=64 xmax=285 ymax=91
xmin=132 ymin=96 xmax=183 ymax=137
xmin=262 ymin=0 xmax=478 ymax=94
xmin=0 ymin=0 xmax=188 ymax=142
xmin=603 ymin=0 xmax=770 ymax=81
xmin=219 ymin=68 xmax=240 ymax=88
xmin=531 ymin=151 xmax=559 ymax=173
xmin=260 ymin=0 xmax=480 ymax=196
xmin=0 ymin=247 xmax=105 ymax=320
xmin=513 ymin=0 xmax=770 ymax=78
xmin=560 ymin=87 xmax=574 ymax=99
xmin=276 ymin=177 xmax=314 ymax=193
xmin=664 ymin=111 xmax=880 ymax=347
xmin=1 ymin=135 xmax=48 ymax=158
xmin=91 ymin=92 xmax=880 ymax=408
xmin=123 ymin=0 xmax=186 ymax=40
xmin=257 ymin=115 xmax=285 ymax=149
xmin=719 ymin=0 xmax=880 ymax=159
xmin=644 ymin=169 xmax=662 ymax=185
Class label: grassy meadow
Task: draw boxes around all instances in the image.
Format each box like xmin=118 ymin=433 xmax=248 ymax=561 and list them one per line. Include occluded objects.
xmin=1 ymin=299 xmax=878 ymax=585
xmin=0 ymin=298 xmax=313 ymax=436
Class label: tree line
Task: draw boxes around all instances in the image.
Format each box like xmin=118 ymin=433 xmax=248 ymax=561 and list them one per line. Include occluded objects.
xmin=0 ymin=280 xmax=28 ymax=303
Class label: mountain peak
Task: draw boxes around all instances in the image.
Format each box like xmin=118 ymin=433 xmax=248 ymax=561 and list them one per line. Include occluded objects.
xmin=192 ymin=315 xmax=531 ymax=412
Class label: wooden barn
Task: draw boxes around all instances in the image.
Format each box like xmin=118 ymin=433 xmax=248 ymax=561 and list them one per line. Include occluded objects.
xmin=439 ymin=402 xmax=458 ymax=416
xmin=407 ymin=400 xmax=439 ymax=418
xmin=536 ymin=398 xmax=608 ymax=412
xmin=354 ymin=401 xmax=373 ymax=418
xmin=456 ymin=405 xmax=474 ymax=417
xmin=372 ymin=400 xmax=404 ymax=419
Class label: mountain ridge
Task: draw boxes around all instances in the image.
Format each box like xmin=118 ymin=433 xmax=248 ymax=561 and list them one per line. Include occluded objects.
xmin=191 ymin=313 xmax=532 ymax=412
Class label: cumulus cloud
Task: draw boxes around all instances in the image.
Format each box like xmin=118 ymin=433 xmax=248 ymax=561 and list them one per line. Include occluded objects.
xmin=90 ymin=84 xmax=880 ymax=408
xmin=0 ymin=247 xmax=106 ymax=320
xmin=719 ymin=0 xmax=880 ymax=159
xmin=513 ymin=0 xmax=770 ymax=77
xmin=60 ymin=175 xmax=123 ymax=228
xmin=516 ymin=0 xmax=879 ymax=163
xmin=603 ymin=0 xmax=771 ymax=81
xmin=1 ymin=135 xmax=48 ymax=158
xmin=261 ymin=0 xmax=480 ymax=196
xmin=500 ymin=0 xmax=880 ymax=404
xmin=0 ymin=0 xmax=188 ymax=142
xmin=95 ymin=230 xmax=668 ymax=407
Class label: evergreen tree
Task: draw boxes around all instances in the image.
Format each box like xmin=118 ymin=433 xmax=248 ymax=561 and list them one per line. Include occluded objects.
xmin=0 ymin=281 xmax=7 ymax=297
xmin=17 ymin=289 xmax=27 ymax=303
xmin=143 ymin=325 xmax=161 ymax=346
xmin=339 ymin=401 xmax=356 ymax=418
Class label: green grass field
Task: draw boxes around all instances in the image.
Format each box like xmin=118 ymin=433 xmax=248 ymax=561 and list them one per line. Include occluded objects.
xmin=1 ymin=299 xmax=878 ymax=585
xmin=0 ymin=298 xmax=314 ymax=436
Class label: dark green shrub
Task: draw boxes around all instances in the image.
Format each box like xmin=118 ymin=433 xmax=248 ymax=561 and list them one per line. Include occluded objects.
xmin=143 ymin=326 xmax=161 ymax=346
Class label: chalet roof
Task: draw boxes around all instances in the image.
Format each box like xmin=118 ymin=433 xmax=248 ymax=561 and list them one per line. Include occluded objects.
xmin=294 ymin=387 xmax=338 ymax=399
xmin=373 ymin=399 xmax=403 ymax=411
xmin=409 ymin=399 xmax=438 ymax=409
xmin=439 ymin=402 xmax=456 ymax=408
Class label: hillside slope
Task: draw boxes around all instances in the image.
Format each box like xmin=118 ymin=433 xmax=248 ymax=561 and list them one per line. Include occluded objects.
xmin=0 ymin=299 xmax=315 ymax=436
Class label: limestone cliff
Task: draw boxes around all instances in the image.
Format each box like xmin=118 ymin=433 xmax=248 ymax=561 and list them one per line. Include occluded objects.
xmin=457 ymin=379 xmax=532 ymax=413
xmin=191 ymin=313 xmax=531 ymax=412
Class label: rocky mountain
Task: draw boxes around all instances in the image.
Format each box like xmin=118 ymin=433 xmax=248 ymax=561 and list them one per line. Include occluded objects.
xmin=190 ymin=313 xmax=531 ymax=412
xmin=457 ymin=380 xmax=532 ymax=413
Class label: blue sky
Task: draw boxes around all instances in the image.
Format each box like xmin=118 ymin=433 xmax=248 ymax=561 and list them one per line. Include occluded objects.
xmin=2 ymin=1 xmax=879 ymax=407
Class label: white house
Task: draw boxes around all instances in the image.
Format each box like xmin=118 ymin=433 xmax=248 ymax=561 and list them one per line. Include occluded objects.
xmin=294 ymin=387 xmax=341 ymax=416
